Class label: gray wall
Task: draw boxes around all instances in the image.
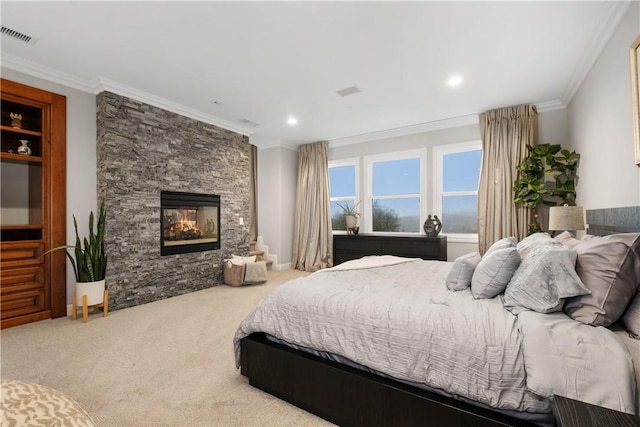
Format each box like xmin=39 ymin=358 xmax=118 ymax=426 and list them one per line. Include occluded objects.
xmin=256 ymin=146 xmax=298 ymax=269
xmin=568 ymin=2 xmax=640 ymax=209
xmin=97 ymin=92 xmax=251 ymax=310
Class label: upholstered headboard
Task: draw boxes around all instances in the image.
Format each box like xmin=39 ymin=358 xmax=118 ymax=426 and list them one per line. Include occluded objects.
xmin=586 ymin=206 xmax=640 ymax=236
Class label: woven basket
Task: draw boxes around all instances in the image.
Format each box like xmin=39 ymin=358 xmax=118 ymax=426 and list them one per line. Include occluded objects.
xmin=223 ymin=260 xmax=245 ymax=287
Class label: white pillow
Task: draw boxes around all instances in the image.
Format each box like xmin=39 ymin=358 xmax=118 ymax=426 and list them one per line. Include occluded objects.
xmin=229 ymin=254 xmax=257 ymax=266
xmin=485 ymin=236 xmax=516 ymax=256
xmin=471 ymin=248 xmax=521 ymax=299
xmin=446 ymin=252 xmax=482 ymax=291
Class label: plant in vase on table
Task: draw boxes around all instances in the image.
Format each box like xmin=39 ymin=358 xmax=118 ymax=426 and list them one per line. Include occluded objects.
xmin=45 ymin=201 xmax=107 ymax=307
xmin=336 ymin=201 xmax=360 ymax=234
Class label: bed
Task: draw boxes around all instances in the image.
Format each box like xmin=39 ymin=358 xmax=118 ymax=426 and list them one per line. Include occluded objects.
xmin=234 ymin=206 xmax=640 ymax=427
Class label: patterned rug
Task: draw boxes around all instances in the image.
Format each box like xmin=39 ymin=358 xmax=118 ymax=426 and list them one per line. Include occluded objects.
xmin=1 ymin=380 xmax=96 ymax=427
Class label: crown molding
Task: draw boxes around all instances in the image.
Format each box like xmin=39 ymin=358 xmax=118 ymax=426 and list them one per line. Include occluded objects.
xmin=94 ymin=77 xmax=255 ymax=136
xmin=328 ymin=98 xmax=568 ymax=148
xmin=257 ymin=140 xmax=299 ymax=151
xmin=1 ymin=53 xmax=255 ymax=137
xmin=328 ymin=114 xmax=480 ymax=147
xmin=561 ymin=1 xmax=632 ymax=105
xmin=536 ymin=100 xmax=566 ymax=112
xmin=1 ymin=53 xmax=98 ymax=93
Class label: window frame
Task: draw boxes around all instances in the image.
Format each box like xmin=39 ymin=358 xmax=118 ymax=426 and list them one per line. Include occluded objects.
xmin=363 ymin=148 xmax=427 ymax=234
xmin=433 ymin=140 xmax=482 ymax=243
xmin=328 ymin=157 xmax=360 ymax=234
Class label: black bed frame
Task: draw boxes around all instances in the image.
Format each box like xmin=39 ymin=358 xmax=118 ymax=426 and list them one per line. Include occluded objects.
xmin=240 ymin=206 xmax=640 ymax=427
xmin=241 ymin=333 xmax=536 ymax=427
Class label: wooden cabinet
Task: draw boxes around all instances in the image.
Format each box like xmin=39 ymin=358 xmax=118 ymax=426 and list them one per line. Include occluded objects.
xmin=333 ymin=234 xmax=447 ymax=265
xmin=1 ymin=79 xmax=66 ymax=329
xmin=553 ymin=395 xmax=640 ymax=427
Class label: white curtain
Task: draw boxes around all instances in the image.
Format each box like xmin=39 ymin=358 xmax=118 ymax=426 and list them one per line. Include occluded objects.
xmin=478 ymin=105 xmax=537 ymax=254
xmin=292 ymin=141 xmax=333 ymax=272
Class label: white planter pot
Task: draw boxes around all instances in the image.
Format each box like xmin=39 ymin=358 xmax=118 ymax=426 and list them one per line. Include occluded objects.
xmin=345 ymin=215 xmax=358 ymax=229
xmin=75 ymin=280 xmax=106 ymax=306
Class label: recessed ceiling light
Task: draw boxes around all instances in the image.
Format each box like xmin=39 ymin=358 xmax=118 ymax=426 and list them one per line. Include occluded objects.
xmin=447 ymin=75 xmax=463 ymax=87
xmin=287 ymin=116 xmax=298 ymax=126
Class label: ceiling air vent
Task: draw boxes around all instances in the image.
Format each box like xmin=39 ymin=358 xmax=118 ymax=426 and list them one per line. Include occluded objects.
xmin=336 ymin=86 xmax=361 ymax=97
xmin=1 ymin=26 xmax=38 ymax=45
xmin=239 ymin=118 xmax=260 ymax=127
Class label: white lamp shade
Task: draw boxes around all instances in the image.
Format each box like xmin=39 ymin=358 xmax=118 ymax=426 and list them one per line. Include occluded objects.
xmin=548 ymin=205 xmax=585 ymax=231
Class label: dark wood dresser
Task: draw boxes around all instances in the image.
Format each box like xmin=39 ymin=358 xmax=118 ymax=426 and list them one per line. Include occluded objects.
xmin=333 ymin=234 xmax=447 ymax=265
xmin=553 ymin=395 xmax=640 ymax=427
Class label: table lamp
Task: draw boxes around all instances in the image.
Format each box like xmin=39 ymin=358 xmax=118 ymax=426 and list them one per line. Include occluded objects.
xmin=548 ymin=205 xmax=585 ymax=235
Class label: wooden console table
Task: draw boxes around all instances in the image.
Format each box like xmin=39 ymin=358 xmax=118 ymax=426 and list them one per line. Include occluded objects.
xmin=333 ymin=234 xmax=447 ymax=265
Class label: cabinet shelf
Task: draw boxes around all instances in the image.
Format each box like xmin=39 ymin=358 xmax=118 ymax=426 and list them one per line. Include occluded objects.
xmin=0 ymin=225 xmax=44 ymax=241
xmin=0 ymin=152 xmax=43 ymax=164
xmin=1 ymin=224 xmax=44 ymax=230
xmin=0 ymin=125 xmax=42 ymax=137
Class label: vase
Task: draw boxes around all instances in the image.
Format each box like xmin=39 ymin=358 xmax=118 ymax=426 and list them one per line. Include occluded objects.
xmin=16 ymin=140 xmax=31 ymax=156
xmin=75 ymin=280 xmax=106 ymax=306
xmin=423 ymin=215 xmax=442 ymax=237
xmin=345 ymin=215 xmax=358 ymax=229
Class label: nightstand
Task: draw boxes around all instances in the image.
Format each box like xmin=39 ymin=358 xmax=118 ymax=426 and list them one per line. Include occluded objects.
xmin=553 ymin=395 xmax=640 ymax=427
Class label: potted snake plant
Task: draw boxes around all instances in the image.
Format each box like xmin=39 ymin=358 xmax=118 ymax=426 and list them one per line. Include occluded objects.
xmin=45 ymin=201 xmax=107 ymax=306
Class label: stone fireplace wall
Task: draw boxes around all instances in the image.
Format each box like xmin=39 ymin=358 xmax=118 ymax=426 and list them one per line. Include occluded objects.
xmin=96 ymin=92 xmax=250 ymax=310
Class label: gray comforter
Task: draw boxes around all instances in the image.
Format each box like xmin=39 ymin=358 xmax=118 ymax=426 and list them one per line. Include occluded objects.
xmin=234 ymin=256 xmax=636 ymax=415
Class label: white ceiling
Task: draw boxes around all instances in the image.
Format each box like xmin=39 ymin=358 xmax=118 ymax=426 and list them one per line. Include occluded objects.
xmin=0 ymin=1 xmax=631 ymax=148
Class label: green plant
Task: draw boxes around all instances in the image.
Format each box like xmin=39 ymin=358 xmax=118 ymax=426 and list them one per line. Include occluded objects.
xmin=335 ymin=201 xmax=360 ymax=217
xmin=513 ymin=143 xmax=580 ymax=233
xmin=45 ymin=201 xmax=107 ymax=282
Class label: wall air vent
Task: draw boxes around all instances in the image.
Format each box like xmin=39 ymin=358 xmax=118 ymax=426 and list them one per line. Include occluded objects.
xmin=1 ymin=26 xmax=38 ymax=45
xmin=336 ymin=86 xmax=361 ymax=97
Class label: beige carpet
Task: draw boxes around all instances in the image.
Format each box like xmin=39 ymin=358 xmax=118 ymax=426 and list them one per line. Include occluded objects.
xmin=1 ymin=269 xmax=336 ymax=427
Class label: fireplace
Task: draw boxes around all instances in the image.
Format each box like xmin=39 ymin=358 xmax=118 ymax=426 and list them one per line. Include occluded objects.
xmin=160 ymin=191 xmax=221 ymax=256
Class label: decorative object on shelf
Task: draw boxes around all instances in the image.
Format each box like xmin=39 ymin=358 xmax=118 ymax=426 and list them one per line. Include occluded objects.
xmin=16 ymin=140 xmax=31 ymax=156
xmin=423 ymin=215 xmax=442 ymax=237
xmin=44 ymin=201 xmax=108 ymax=322
xmin=513 ymin=143 xmax=580 ymax=234
xmin=9 ymin=112 xmax=22 ymax=129
xmin=336 ymin=201 xmax=360 ymax=235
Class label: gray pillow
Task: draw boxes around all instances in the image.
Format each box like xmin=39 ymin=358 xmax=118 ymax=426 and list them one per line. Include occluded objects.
xmin=564 ymin=233 xmax=640 ymax=327
xmin=471 ymin=248 xmax=521 ymax=299
xmin=485 ymin=236 xmax=516 ymax=256
xmin=446 ymin=252 xmax=482 ymax=291
xmin=622 ymin=291 xmax=640 ymax=338
xmin=504 ymin=244 xmax=590 ymax=314
xmin=516 ymin=232 xmax=557 ymax=258
xmin=553 ymin=231 xmax=581 ymax=249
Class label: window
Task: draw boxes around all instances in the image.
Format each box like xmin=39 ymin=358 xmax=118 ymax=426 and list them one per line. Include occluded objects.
xmin=434 ymin=141 xmax=482 ymax=240
xmin=328 ymin=159 xmax=358 ymax=231
xmin=365 ymin=149 xmax=426 ymax=233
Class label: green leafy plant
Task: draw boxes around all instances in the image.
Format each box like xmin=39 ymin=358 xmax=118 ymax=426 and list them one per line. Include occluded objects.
xmin=335 ymin=201 xmax=360 ymax=217
xmin=45 ymin=201 xmax=107 ymax=282
xmin=513 ymin=143 xmax=580 ymax=233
